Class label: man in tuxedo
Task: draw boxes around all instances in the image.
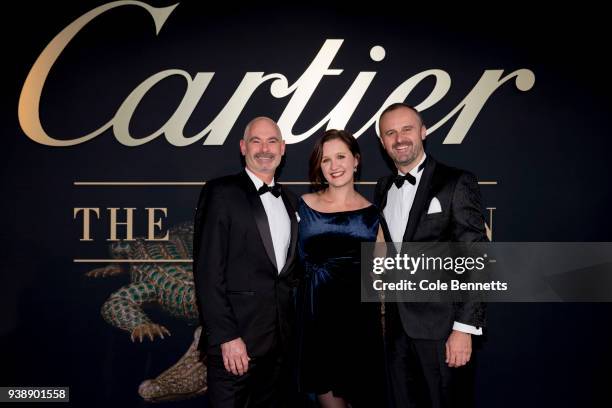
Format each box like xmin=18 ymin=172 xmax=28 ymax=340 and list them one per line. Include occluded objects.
xmin=374 ymin=103 xmax=487 ymax=408
xmin=193 ymin=117 xmax=299 ymax=408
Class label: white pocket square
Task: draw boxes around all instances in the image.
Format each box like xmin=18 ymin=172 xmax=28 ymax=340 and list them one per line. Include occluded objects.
xmin=427 ymin=197 xmax=442 ymax=214
xmin=296 ymin=211 xmax=301 ymax=222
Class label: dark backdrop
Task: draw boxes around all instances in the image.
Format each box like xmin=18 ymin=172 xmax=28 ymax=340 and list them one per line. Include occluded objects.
xmin=2 ymin=1 xmax=611 ymax=407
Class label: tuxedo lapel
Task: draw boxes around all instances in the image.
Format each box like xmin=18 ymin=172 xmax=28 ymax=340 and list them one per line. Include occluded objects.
xmin=402 ymin=157 xmax=436 ymax=242
xmin=240 ymin=172 xmax=278 ymax=271
xmin=378 ymin=175 xmax=395 ymax=211
xmin=279 ymin=188 xmax=298 ymax=277
xmin=378 ymin=175 xmax=395 ymax=243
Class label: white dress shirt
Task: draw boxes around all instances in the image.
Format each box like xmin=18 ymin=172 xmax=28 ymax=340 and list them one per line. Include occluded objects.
xmin=384 ymin=154 xmax=428 ymax=247
xmin=382 ymin=155 xmax=482 ymax=336
xmin=245 ymin=167 xmax=291 ymax=273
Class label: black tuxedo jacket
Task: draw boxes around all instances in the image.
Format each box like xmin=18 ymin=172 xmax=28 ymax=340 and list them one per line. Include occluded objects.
xmin=193 ymin=171 xmax=300 ymax=357
xmin=374 ymin=156 xmax=487 ymax=340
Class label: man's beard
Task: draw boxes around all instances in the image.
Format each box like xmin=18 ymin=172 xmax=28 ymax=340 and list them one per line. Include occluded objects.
xmin=392 ymin=143 xmax=421 ymax=167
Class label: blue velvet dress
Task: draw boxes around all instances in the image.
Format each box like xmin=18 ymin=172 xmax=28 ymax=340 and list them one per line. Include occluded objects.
xmin=295 ymin=197 xmax=385 ymax=403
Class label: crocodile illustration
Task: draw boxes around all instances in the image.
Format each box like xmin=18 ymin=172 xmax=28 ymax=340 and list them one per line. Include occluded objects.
xmin=86 ymin=222 xmax=207 ymax=402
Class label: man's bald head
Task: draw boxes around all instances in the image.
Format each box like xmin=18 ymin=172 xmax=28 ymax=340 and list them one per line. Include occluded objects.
xmin=243 ymin=117 xmax=282 ymax=140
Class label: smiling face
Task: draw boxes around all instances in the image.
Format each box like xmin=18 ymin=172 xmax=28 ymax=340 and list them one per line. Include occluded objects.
xmin=240 ymin=118 xmax=285 ymax=179
xmin=320 ymin=138 xmax=359 ymax=188
xmin=379 ymin=106 xmax=427 ymax=173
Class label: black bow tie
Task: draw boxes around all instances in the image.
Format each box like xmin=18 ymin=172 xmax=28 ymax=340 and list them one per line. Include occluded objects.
xmin=394 ymin=173 xmax=416 ymax=188
xmin=258 ymin=183 xmax=281 ymax=198
xmin=393 ymin=160 xmax=427 ymax=188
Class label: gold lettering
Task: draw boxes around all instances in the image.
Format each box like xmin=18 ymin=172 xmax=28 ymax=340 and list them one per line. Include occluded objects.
xmin=485 ymin=207 xmax=496 ymax=241
xmin=433 ymin=70 xmax=536 ymax=144
xmin=107 ymin=207 xmax=136 ymax=241
xmin=18 ymin=1 xmax=179 ymax=146
xmin=146 ymin=207 xmax=169 ymax=241
xmin=73 ymin=207 xmax=100 ymax=241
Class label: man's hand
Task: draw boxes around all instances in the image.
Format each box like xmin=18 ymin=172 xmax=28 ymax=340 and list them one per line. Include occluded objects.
xmin=220 ymin=337 xmax=250 ymax=375
xmin=445 ymin=330 xmax=472 ymax=368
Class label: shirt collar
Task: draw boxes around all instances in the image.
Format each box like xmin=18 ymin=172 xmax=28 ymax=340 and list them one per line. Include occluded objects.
xmin=245 ymin=167 xmax=275 ymax=189
xmin=398 ymin=153 xmax=427 ymax=177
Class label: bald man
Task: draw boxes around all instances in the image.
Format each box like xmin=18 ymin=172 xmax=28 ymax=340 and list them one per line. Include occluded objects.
xmin=193 ymin=117 xmax=300 ymax=407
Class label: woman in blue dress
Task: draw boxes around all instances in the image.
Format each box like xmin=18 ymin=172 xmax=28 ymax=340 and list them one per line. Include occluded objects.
xmin=296 ymin=129 xmax=386 ymax=408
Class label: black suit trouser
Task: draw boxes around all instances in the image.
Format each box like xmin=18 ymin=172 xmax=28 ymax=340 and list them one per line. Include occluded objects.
xmin=386 ymin=328 xmax=475 ymax=408
xmin=206 ymin=350 xmax=290 ymax=408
